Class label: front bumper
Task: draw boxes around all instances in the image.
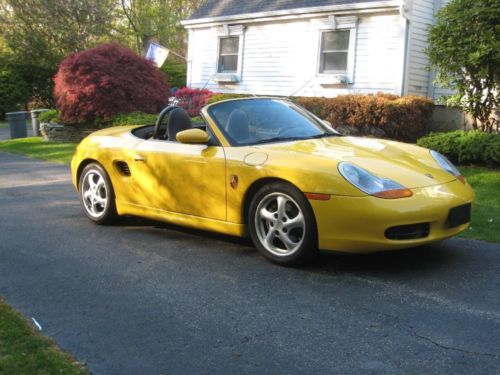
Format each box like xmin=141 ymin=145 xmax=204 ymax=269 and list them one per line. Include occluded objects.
xmin=310 ymin=179 xmax=475 ymax=253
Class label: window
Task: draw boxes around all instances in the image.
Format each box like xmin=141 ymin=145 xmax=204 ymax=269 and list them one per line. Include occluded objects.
xmin=319 ymin=30 xmax=350 ymax=74
xmin=218 ymin=37 xmax=239 ymax=73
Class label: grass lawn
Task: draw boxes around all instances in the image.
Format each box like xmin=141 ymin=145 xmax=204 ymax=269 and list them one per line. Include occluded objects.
xmin=459 ymin=166 xmax=500 ymax=243
xmin=0 ymin=298 xmax=88 ymax=374
xmin=0 ymin=121 xmax=7 ymax=128
xmin=0 ymin=137 xmax=76 ymax=164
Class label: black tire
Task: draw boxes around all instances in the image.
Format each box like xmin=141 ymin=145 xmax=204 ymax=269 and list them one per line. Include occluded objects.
xmin=248 ymin=182 xmax=318 ymax=266
xmin=79 ymin=163 xmax=118 ymax=224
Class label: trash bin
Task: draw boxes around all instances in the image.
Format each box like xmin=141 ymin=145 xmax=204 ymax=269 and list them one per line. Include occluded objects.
xmin=6 ymin=111 xmax=28 ymax=139
xmin=30 ymin=109 xmax=48 ymax=136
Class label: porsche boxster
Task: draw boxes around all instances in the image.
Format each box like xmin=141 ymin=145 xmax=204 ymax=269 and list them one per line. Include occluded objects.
xmin=71 ymin=98 xmax=474 ymax=265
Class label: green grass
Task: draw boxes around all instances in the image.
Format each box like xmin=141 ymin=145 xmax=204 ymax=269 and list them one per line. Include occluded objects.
xmin=0 ymin=137 xmax=76 ymax=164
xmin=0 ymin=121 xmax=7 ymax=128
xmin=459 ymin=167 xmax=500 ymax=243
xmin=0 ymin=298 xmax=88 ymax=374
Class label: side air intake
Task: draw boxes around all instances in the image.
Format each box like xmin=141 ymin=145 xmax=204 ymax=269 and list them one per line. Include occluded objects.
xmin=114 ymin=161 xmax=131 ymax=176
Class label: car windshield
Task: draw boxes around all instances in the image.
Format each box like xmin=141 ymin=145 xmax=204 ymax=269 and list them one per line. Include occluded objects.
xmin=207 ymin=98 xmax=340 ymax=146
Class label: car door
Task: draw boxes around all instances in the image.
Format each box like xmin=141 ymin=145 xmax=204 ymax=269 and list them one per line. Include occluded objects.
xmin=128 ymin=139 xmax=227 ymax=221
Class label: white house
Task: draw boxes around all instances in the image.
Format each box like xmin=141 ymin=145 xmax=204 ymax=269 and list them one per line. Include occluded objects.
xmin=181 ymin=0 xmax=451 ymax=100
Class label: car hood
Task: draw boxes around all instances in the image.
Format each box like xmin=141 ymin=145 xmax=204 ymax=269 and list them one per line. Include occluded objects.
xmin=255 ymin=136 xmax=456 ymax=189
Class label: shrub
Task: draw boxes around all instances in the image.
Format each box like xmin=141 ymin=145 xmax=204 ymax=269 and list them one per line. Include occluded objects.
xmin=0 ymin=68 xmax=29 ymax=119
xmin=417 ymin=130 xmax=500 ymax=166
xmin=294 ymin=94 xmax=434 ymax=142
xmin=39 ymin=109 xmax=61 ymax=123
xmin=161 ymin=59 xmax=187 ymax=88
xmin=207 ymin=93 xmax=252 ymax=104
xmin=106 ymin=112 xmax=158 ymax=127
xmin=174 ymin=87 xmax=213 ymax=117
xmin=54 ymin=43 xmax=170 ymax=126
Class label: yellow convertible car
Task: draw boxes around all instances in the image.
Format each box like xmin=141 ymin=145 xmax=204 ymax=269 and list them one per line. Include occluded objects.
xmin=71 ymin=98 xmax=474 ymax=265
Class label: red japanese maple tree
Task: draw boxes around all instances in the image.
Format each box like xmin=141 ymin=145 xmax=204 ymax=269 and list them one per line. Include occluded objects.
xmin=54 ymin=44 xmax=170 ymax=125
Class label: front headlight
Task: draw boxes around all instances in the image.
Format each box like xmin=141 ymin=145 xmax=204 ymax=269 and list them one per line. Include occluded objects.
xmin=338 ymin=162 xmax=412 ymax=199
xmin=430 ymin=150 xmax=466 ymax=184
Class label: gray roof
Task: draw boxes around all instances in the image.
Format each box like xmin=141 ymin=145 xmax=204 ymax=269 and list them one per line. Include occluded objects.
xmin=188 ymin=0 xmax=384 ymax=20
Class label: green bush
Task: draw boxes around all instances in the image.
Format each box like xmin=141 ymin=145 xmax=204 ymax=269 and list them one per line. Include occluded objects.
xmin=417 ymin=130 xmax=500 ymax=166
xmin=39 ymin=109 xmax=61 ymax=123
xmin=0 ymin=68 xmax=29 ymax=119
xmin=294 ymin=94 xmax=434 ymax=142
xmin=105 ymin=112 xmax=158 ymax=127
xmin=161 ymin=59 xmax=187 ymax=88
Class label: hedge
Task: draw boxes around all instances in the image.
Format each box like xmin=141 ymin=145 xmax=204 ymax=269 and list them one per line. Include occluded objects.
xmin=294 ymin=94 xmax=434 ymax=142
xmin=417 ymin=130 xmax=500 ymax=166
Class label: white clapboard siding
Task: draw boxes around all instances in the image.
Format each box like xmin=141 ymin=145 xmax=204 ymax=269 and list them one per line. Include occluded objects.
xmin=405 ymin=0 xmax=435 ymax=97
xmin=187 ymin=10 xmax=406 ymax=97
xmin=405 ymin=0 xmax=455 ymax=100
xmin=429 ymin=0 xmax=456 ymax=100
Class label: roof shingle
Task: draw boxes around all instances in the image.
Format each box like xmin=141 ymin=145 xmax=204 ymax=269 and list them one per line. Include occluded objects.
xmin=188 ymin=0 xmax=384 ymax=20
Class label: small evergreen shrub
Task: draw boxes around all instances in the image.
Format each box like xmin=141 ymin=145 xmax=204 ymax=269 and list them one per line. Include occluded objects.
xmin=106 ymin=112 xmax=158 ymax=127
xmin=161 ymin=59 xmax=187 ymax=88
xmin=54 ymin=44 xmax=170 ymax=126
xmin=39 ymin=109 xmax=61 ymax=123
xmin=417 ymin=130 xmax=500 ymax=166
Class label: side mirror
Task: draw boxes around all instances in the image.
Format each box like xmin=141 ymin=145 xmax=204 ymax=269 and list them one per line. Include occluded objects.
xmin=176 ymin=128 xmax=210 ymax=144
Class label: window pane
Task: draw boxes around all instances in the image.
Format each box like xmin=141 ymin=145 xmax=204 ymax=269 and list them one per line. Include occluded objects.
xmin=218 ymin=55 xmax=238 ymax=72
xmin=322 ymin=30 xmax=350 ymax=51
xmin=220 ymin=37 xmax=239 ymax=54
xmin=321 ymin=52 xmax=348 ymax=72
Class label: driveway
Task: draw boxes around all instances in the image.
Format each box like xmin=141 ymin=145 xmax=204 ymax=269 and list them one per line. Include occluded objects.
xmin=0 ymin=152 xmax=499 ymax=374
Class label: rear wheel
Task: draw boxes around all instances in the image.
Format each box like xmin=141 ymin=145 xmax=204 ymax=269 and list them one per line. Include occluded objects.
xmin=79 ymin=163 xmax=117 ymax=224
xmin=248 ymin=183 xmax=318 ymax=266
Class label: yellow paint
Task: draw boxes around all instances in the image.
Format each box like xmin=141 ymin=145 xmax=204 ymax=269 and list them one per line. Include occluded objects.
xmin=176 ymin=128 xmax=210 ymax=144
xmin=72 ymin=108 xmax=475 ymax=253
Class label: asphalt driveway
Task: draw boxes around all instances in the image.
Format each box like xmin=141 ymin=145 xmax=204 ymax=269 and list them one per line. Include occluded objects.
xmin=0 ymin=151 xmax=499 ymax=374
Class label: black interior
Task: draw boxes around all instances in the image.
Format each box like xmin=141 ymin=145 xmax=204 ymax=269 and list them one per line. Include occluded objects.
xmin=131 ymin=120 xmax=212 ymax=141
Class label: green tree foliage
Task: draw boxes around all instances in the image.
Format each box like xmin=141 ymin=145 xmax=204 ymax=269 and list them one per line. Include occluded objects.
xmin=119 ymin=0 xmax=203 ymax=55
xmin=0 ymin=0 xmax=119 ymax=107
xmin=0 ymin=67 xmax=29 ymax=117
xmin=0 ymin=0 xmax=201 ymax=109
xmin=427 ymin=0 xmax=500 ymax=132
xmin=161 ymin=58 xmax=187 ymax=88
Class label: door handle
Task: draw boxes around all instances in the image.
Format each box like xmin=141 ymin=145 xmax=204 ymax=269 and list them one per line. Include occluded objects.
xmin=134 ymin=154 xmax=147 ymax=162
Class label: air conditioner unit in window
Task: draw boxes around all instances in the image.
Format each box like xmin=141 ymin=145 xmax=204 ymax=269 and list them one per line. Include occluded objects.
xmin=317 ymin=75 xmax=349 ymax=85
xmin=213 ymin=74 xmax=240 ymax=83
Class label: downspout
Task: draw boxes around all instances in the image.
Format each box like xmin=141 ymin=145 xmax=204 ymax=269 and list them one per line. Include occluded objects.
xmin=400 ymin=0 xmax=410 ymax=96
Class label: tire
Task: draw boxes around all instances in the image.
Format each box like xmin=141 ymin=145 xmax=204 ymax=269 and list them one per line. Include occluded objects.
xmin=248 ymin=182 xmax=318 ymax=266
xmin=79 ymin=163 xmax=117 ymax=224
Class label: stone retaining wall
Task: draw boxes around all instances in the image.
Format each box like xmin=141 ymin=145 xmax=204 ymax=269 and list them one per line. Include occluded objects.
xmin=40 ymin=123 xmax=94 ymax=143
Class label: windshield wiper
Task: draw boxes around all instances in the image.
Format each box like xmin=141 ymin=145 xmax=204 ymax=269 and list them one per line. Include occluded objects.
xmin=306 ymin=132 xmax=341 ymax=139
xmin=252 ymin=136 xmax=307 ymax=145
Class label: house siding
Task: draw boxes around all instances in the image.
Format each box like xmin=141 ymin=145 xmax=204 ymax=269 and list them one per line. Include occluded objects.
xmin=405 ymin=0 xmax=453 ymax=100
xmin=187 ymin=10 xmax=406 ymax=97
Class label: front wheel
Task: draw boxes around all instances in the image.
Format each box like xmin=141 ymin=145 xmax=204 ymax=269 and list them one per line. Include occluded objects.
xmin=248 ymin=183 xmax=318 ymax=266
xmin=79 ymin=163 xmax=117 ymax=224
